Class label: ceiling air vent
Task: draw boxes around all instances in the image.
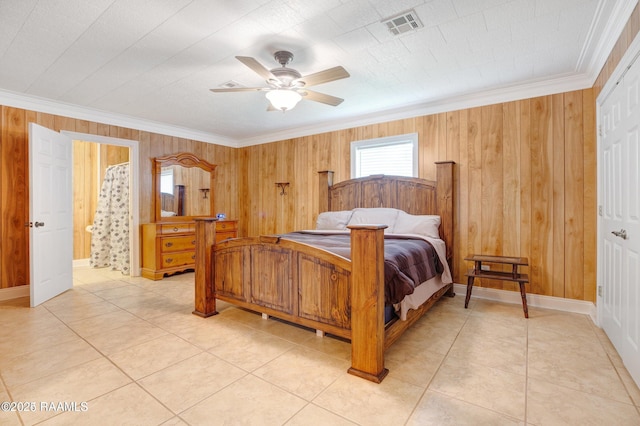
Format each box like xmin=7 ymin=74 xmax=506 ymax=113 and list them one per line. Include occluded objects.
xmin=220 ymin=80 xmax=244 ymax=89
xmin=382 ymin=10 xmax=423 ymax=36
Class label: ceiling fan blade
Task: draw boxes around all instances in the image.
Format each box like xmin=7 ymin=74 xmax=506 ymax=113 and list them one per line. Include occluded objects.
xmin=297 ymin=66 xmax=349 ymax=87
xmin=235 ymin=56 xmax=277 ymax=81
xmin=210 ymin=87 xmax=267 ymax=93
xmin=301 ymin=90 xmax=344 ymax=106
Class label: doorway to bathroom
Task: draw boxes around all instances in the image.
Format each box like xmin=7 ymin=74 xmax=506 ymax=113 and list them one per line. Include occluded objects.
xmin=63 ymin=131 xmax=140 ymax=277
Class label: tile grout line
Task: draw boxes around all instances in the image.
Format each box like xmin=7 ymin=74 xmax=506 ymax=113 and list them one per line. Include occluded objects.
xmin=403 ymin=299 xmax=472 ymax=425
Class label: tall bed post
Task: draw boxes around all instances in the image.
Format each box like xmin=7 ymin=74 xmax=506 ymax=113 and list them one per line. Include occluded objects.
xmin=193 ymin=218 xmax=218 ymax=317
xmin=347 ymin=224 xmax=389 ymax=383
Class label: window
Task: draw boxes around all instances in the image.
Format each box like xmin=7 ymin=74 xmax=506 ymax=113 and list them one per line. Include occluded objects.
xmin=351 ymin=133 xmax=418 ymax=178
xmin=160 ymin=167 xmax=174 ymax=194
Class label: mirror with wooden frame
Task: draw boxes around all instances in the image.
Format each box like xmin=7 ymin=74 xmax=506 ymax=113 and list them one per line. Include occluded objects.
xmin=153 ymin=153 xmax=216 ymax=222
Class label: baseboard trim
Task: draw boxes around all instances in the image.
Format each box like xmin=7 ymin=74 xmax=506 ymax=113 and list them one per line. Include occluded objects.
xmin=0 ymin=285 xmax=29 ymax=301
xmin=73 ymin=258 xmax=90 ymax=268
xmin=453 ymin=283 xmax=598 ymax=323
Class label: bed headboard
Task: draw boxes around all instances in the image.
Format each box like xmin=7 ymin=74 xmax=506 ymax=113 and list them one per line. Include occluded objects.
xmin=318 ymin=161 xmax=455 ymax=264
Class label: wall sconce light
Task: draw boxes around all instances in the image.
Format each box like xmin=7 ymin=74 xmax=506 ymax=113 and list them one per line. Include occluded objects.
xmin=275 ymin=182 xmax=290 ymax=195
xmin=199 ymin=188 xmax=210 ymax=199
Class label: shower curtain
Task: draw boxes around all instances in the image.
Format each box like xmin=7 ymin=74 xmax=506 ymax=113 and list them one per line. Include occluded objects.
xmin=90 ymin=162 xmax=130 ymax=274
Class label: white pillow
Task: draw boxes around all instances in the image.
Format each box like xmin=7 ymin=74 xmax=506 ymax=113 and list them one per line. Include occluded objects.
xmin=394 ymin=211 xmax=441 ymax=239
xmin=347 ymin=208 xmax=401 ymax=233
xmin=316 ymin=210 xmax=353 ymax=230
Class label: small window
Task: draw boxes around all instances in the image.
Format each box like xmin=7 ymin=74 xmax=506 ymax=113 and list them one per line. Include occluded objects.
xmin=351 ymin=133 xmax=418 ymax=178
xmin=160 ymin=167 xmax=174 ymax=194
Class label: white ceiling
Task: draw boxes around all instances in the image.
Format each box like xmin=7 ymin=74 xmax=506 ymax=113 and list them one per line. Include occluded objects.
xmin=0 ymin=0 xmax=635 ymax=146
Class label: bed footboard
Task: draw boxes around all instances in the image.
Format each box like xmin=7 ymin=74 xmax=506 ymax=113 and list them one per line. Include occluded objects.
xmin=193 ymin=220 xmax=389 ymax=382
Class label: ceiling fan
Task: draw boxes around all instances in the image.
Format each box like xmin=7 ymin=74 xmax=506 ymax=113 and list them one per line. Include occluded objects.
xmin=210 ymin=51 xmax=350 ymax=112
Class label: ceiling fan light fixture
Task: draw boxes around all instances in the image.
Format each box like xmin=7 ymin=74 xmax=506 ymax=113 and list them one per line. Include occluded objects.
xmin=266 ymin=89 xmax=302 ymax=111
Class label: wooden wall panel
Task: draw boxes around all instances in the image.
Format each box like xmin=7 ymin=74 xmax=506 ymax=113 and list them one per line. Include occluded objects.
xmin=455 ymin=111 xmax=469 ymax=284
xmin=467 ymin=108 xmax=483 ymax=284
xmin=72 ymin=140 xmax=95 ymax=260
xmin=519 ymin=100 xmax=532 ymax=291
xmin=552 ymin=94 xmax=565 ymax=298
xmin=480 ymin=105 xmax=503 ymax=266
xmin=582 ymin=89 xmax=597 ymax=303
xmin=530 ymin=96 xmax=553 ymax=296
xmin=0 ymin=107 xmax=29 ymax=288
xmin=564 ymin=91 xmax=585 ymax=300
xmin=503 ymin=102 xmax=521 ymax=262
xmin=502 ymin=102 xmax=521 ymax=291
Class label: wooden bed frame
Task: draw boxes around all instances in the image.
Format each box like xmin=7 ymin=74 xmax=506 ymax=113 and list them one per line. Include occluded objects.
xmin=193 ymin=161 xmax=454 ymax=383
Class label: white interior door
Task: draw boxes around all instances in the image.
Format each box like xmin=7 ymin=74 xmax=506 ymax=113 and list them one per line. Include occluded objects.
xmin=29 ymin=123 xmax=73 ymax=307
xmin=599 ymin=55 xmax=640 ymax=387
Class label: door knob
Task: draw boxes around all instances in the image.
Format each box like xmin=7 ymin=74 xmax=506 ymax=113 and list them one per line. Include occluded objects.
xmin=611 ymin=229 xmax=628 ymax=239
xmin=30 ymin=221 xmax=45 ymax=228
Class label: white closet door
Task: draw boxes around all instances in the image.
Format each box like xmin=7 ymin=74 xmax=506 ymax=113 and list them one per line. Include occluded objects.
xmin=599 ymin=54 xmax=640 ymax=387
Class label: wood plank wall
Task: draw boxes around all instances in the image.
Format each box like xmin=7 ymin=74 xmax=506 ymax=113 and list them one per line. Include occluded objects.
xmin=73 ymin=140 xmax=99 ymax=260
xmin=0 ymin=106 xmax=238 ymax=289
xmin=239 ymin=91 xmax=597 ymax=301
xmin=0 ymin=107 xmax=29 ymax=289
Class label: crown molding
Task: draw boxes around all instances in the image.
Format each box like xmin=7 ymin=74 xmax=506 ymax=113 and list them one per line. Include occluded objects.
xmin=579 ymin=0 xmax=639 ymax=82
xmin=236 ymin=72 xmax=594 ymax=147
xmin=0 ymin=89 xmax=238 ymax=148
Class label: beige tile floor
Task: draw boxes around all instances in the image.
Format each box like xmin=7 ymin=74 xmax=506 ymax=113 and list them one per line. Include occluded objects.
xmin=1 ymin=267 xmax=639 ymax=425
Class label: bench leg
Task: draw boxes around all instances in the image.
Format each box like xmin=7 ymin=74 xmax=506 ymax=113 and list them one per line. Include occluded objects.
xmin=465 ymin=276 xmax=474 ymax=308
xmin=519 ymin=283 xmax=529 ymax=318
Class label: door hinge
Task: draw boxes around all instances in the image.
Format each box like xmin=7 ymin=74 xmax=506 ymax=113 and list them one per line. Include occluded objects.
xmin=598 ymin=205 xmax=603 ymax=216
xmin=598 ymin=125 xmax=602 ymax=137
xmin=598 ymin=286 xmax=603 ymax=297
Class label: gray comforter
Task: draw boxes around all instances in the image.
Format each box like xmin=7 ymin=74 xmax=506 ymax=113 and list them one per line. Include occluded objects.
xmin=279 ymin=232 xmax=442 ymax=305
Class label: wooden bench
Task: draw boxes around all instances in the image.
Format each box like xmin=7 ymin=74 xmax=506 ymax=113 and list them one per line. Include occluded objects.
xmin=464 ymin=254 xmax=529 ymax=318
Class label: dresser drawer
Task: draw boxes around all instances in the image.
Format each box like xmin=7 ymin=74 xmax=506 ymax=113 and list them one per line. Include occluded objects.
xmin=160 ymin=235 xmax=196 ymax=253
xmin=216 ymin=220 xmax=237 ymax=232
xmin=160 ymin=223 xmax=194 ymax=235
xmin=161 ymin=251 xmax=196 ymax=268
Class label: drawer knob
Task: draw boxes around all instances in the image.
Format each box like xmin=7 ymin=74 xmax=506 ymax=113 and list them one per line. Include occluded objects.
xmin=166 ymin=258 xmax=173 ymax=263
xmin=192 ymin=240 xmax=196 ymax=245
xmin=191 ymin=255 xmax=195 ymax=260
xmin=173 ymin=227 xmax=179 ymax=232
xmin=165 ymin=242 xmax=173 ymax=247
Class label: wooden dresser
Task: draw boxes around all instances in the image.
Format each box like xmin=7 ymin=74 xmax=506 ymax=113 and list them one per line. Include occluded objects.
xmin=141 ymin=219 xmax=237 ymax=280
